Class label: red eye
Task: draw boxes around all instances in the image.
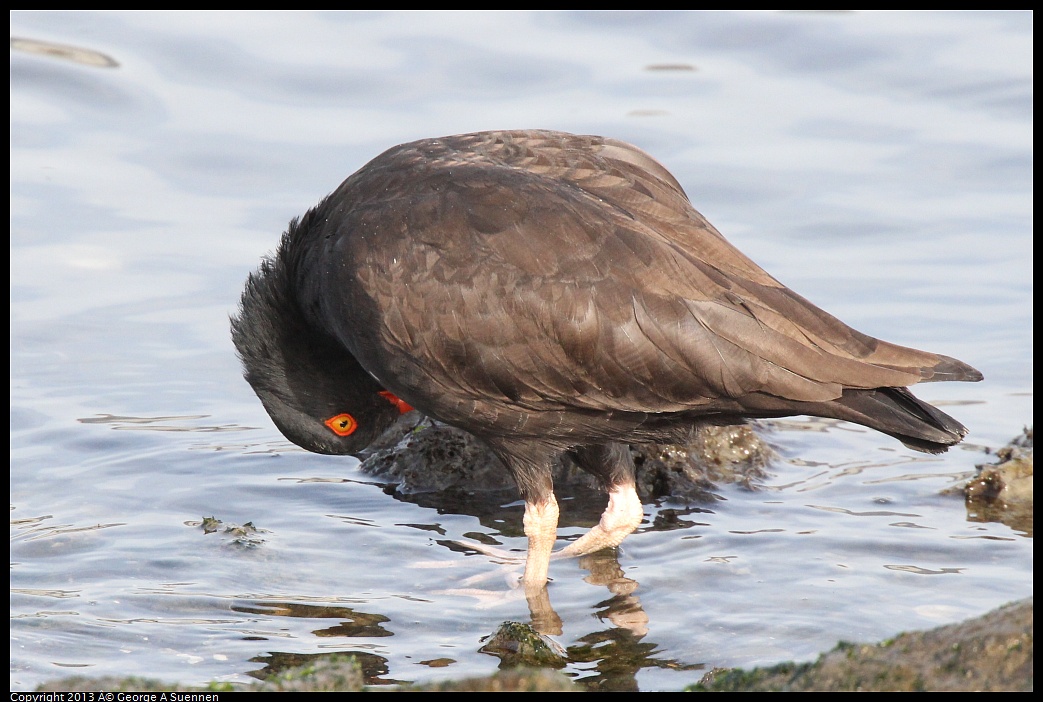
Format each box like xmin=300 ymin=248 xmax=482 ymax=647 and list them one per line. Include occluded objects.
xmin=324 ymin=413 xmax=358 ymax=436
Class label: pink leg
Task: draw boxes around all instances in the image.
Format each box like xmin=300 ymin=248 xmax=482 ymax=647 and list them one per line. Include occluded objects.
xmin=558 ymin=482 xmax=644 ymax=557
xmin=521 ymin=496 xmax=560 ymax=588
xmin=506 ymin=483 xmax=644 ymax=588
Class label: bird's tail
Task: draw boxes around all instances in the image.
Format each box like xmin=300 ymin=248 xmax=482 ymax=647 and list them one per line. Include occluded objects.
xmin=824 ymin=387 xmax=969 ymax=453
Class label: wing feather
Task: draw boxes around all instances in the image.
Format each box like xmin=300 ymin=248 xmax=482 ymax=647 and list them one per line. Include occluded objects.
xmin=310 ymin=130 xmax=975 ymax=425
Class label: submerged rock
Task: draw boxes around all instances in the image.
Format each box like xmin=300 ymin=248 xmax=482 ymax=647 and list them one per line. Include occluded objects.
xmin=358 ymin=414 xmax=775 ymax=504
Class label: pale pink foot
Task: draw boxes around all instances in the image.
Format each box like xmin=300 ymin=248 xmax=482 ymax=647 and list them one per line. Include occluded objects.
xmin=453 ymin=483 xmax=644 ymax=588
xmin=557 ymin=483 xmax=644 ymax=558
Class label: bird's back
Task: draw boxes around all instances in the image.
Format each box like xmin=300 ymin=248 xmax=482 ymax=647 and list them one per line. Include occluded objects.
xmin=291 ymin=130 xmax=980 ymax=445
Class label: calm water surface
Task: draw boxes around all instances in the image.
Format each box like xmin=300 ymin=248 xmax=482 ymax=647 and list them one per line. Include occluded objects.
xmin=10 ymin=11 xmax=1032 ymax=692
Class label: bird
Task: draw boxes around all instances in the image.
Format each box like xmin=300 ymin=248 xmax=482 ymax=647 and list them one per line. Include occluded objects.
xmin=231 ymin=129 xmax=982 ymax=588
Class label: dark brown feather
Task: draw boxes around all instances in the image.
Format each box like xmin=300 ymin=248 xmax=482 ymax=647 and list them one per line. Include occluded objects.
xmin=291 ymin=131 xmax=979 ymax=454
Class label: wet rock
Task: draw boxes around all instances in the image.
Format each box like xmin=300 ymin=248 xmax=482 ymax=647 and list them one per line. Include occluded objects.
xmin=358 ymin=415 xmax=775 ymax=503
xmin=964 ymin=426 xmax=1033 ymax=535
xmin=256 ymin=654 xmax=365 ymax=692
xmin=407 ymin=667 xmax=579 ymax=692
xmin=195 ymin=515 xmax=268 ymax=547
xmin=478 ymin=621 xmax=568 ymax=668
xmin=631 ymin=424 xmax=774 ymax=502
xmin=691 ymin=598 xmax=1033 ymax=692
xmin=360 ymin=415 xmax=512 ymax=494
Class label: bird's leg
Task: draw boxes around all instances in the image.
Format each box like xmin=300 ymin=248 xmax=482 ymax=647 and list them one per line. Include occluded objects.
xmin=489 ymin=441 xmax=643 ymax=586
xmin=556 ymin=443 xmax=644 ymax=557
xmin=557 ymin=481 xmax=644 ymax=557
xmin=521 ymin=495 xmax=560 ymax=588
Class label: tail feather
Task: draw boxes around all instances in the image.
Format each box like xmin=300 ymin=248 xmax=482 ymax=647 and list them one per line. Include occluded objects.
xmin=829 ymin=387 xmax=968 ymax=453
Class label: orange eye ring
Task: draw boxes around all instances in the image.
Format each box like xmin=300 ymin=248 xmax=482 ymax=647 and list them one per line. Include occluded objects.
xmin=324 ymin=413 xmax=358 ymax=437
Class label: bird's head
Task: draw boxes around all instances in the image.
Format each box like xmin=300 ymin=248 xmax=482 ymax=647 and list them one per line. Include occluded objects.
xmin=231 ymin=246 xmax=413 ymax=456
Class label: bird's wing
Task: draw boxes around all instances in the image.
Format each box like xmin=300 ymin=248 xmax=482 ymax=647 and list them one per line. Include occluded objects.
xmin=316 ymin=131 xmax=975 ymax=417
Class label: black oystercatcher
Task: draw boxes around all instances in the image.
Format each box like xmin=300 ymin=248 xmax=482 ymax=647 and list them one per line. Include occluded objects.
xmin=231 ymin=130 xmax=982 ymax=587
